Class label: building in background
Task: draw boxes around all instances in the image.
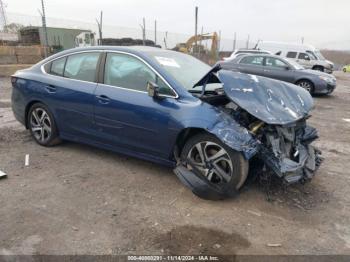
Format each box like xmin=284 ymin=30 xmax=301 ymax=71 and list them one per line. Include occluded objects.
xmin=19 ymin=26 xmax=95 ymax=51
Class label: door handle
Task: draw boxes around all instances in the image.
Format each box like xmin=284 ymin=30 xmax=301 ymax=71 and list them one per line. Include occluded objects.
xmin=45 ymin=85 xmax=56 ymax=93
xmin=96 ymin=95 xmax=111 ymax=104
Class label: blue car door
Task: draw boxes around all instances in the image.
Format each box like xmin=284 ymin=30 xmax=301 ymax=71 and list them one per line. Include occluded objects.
xmin=93 ymin=52 xmax=179 ymax=159
xmin=42 ymin=52 xmax=101 ymax=139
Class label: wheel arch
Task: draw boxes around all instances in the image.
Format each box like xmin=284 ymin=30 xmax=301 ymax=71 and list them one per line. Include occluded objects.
xmin=312 ymin=65 xmax=324 ymax=70
xmin=295 ymin=78 xmax=315 ymax=86
xmin=25 ymin=100 xmax=42 ymax=129
xmin=173 ymin=127 xmax=207 ymax=161
xmin=173 ymin=121 xmax=259 ymax=162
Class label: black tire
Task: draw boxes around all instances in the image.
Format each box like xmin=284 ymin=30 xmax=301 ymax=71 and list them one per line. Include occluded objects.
xmin=344 ymin=68 xmax=347 ymax=73
xmin=313 ymin=66 xmax=324 ymax=72
xmin=180 ymin=133 xmax=249 ymax=192
xmin=27 ymin=103 xmax=61 ymax=146
xmin=296 ymin=79 xmax=314 ymax=94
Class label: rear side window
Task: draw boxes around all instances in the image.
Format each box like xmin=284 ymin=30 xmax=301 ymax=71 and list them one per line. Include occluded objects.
xmin=239 ymin=56 xmax=264 ymax=65
xmin=286 ymin=52 xmax=297 ymax=58
xmin=50 ymin=57 xmax=66 ymax=76
xmin=64 ymin=52 xmax=100 ymax=82
xmin=265 ymin=57 xmax=288 ymax=68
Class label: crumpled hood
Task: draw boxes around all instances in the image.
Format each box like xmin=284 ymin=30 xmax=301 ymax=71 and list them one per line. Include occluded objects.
xmin=217 ymin=70 xmax=314 ymax=125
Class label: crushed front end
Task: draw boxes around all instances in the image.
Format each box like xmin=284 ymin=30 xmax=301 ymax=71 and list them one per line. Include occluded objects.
xmin=250 ymin=120 xmax=323 ymax=184
xmin=194 ymin=68 xmax=324 ymax=185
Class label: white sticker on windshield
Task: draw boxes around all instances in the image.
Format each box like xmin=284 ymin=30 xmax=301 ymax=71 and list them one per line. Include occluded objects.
xmin=155 ymin=56 xmax=180 ymax=68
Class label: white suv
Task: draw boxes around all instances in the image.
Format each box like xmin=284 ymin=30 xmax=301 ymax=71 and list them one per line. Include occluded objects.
xmin=223 ymin=49 xmax=271 ymax=61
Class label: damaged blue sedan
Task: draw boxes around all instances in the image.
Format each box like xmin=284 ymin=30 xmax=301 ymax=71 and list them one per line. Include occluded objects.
xmin=11 ymin=46 xmax=322 ymax=199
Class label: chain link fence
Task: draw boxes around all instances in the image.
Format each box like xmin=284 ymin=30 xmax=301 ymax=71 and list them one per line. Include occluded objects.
xmin=7 ymin=12 xmax=257 ymax=51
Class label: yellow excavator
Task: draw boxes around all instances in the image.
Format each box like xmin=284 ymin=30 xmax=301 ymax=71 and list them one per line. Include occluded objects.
xmin=174 ymin=32 xmax=219 ymax=61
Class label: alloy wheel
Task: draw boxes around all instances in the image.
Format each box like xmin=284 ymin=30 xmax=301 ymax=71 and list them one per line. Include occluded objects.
xmin=298 ymin=81 xmax=312 ymax=92
xmin=187 ymin=141 xmax=233 ymax=184
xmin=30 ymin=107 xmax=52 ymax=143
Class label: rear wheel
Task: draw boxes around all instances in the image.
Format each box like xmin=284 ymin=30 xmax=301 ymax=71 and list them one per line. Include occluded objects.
xmin=297 ymin=80 xmax=314 ymax=94
xmin=28 ymin=103 xmax=61 ymax=146
xmin=344 ymin=68 xmax=347 ymax=73
xmin=180 ymin=133 xmax=249 ymax=192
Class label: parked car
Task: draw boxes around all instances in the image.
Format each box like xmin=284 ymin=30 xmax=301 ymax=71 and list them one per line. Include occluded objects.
xmin=11 ymin=46 xmax=322 ymax=200
xmin=343 ymin=65 xmax=350 ymax=72
xmin=218 ymin=54 xmax=336 ymax=95
xmin=223 ymin=49 xmax=271 ymax=61
xmin=256 ymin=41 xmax=334 ymax=73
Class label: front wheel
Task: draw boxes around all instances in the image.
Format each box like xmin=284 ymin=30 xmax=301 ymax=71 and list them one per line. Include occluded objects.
xmin=297 ymin=80 xmax=314 ymax=94
xmin=28 ymin=103 xmax=61 ymax=146
xmin=180 ymin=133 xmax=249 ymax=197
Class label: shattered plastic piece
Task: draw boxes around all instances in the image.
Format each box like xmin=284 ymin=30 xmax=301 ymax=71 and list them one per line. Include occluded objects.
xmin=247 ymin=210 xmax=262 ymax=217
xmin=0 ymin=170 xmax=7 ymax=179
xmin=267 ymin=243 xmax=282 ymax=247
xmin=25 ymin=154 xmax=29 ymax=167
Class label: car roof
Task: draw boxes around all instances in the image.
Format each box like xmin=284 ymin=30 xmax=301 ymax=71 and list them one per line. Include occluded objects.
xmin=236 ymin=53 xmax=287 ymax=60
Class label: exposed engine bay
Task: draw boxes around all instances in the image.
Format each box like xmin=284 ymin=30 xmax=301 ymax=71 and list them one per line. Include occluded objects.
xmin=192 ymin=87 xmax=323 ymax=185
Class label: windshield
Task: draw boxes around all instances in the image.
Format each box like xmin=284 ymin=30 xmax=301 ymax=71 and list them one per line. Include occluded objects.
xmin=287 ymin=59 xmax=305 ymax=70
xmin=312 ymin=50 xmax=325 ymax=60
xmin=149 ymin=51 xmax=222 ymax=91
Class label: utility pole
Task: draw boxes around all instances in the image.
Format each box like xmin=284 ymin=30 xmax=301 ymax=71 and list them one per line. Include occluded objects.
xmin=40 ymin=0 xmax=49 ymax=57
xmin=96 ymin=11 xmax=103 ymax=45
xmin=140 ymin=17 xmax=146 ymax=45
xmin=163 ymin=31 xmax=168 ymax=49
xmin=154 ymin=20 xmax=157 ymax=45
xmin=0 ymin=0 xmax=7 ymax=32
xmin=233 ymin=32 xmax=236 ymax=51
xmin=246 ymin=34 xmax=250 ymax=49
xmin=218 ymin=30 xmax=221 ymax=53
xmin=198 ymin=26 xmax=203 ymax=57
xmin=301 ymin=36 xmax=304 ymax=44
xmin=194 ymin=6 xmax=198 ymax=55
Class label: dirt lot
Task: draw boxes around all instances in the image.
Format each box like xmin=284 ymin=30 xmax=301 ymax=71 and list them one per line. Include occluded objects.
xmin=0 ymin=72 xmax=350 ymax=256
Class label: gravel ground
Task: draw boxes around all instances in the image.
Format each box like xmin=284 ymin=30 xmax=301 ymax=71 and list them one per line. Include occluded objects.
xmin=0 ymin=72 xmax=350 ymax=256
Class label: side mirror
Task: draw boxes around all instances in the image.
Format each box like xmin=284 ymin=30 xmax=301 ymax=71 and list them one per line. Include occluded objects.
xmin=147 ymin=81 xmax=162 ymax=99
xmin=284 ymin=65 xmax=291 ymax=70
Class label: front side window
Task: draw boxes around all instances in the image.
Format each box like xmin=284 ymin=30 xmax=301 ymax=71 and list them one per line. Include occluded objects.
xmin=265 ymin=57 xmax=288 ymax=68
xmin=64 ymin=52 xmax=100 ymax=82
xmin=286 ymin=52 xmax=297 ymax=58
xmin=104 ymin=53 xmax=175 ymax=96
xmin=239 ymin=56 xmax=264 ymax=65
xmin=50 ymin=57 xmax=66 ymax=76
xmin=298 ymin=53 xmax=310 ymax=61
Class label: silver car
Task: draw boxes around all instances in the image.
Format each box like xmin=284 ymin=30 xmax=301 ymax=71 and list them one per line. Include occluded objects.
xmin=218 ymin=54 xmax=336 ymax=95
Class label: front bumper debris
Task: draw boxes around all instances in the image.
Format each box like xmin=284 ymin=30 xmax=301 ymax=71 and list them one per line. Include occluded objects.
xmin=258 ymin=124 xmax=323 ymax=184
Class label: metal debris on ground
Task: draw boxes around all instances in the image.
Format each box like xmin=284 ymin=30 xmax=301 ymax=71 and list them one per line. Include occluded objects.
xmin=0 ymin=170 xmax=7 ymax=179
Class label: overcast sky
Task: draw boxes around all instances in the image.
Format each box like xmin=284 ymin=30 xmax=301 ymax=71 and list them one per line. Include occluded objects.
xmin=4 ymin=0 xmax=350 ymax=50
